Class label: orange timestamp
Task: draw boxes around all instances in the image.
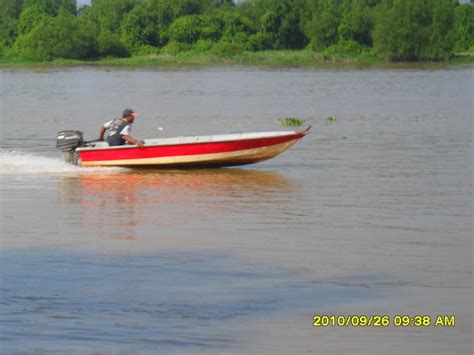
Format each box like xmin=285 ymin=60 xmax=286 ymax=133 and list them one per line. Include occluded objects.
xmin=312 ymin=314 xmax=456 ymax=328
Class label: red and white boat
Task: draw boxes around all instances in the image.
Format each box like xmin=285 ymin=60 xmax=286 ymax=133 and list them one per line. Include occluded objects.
xmin=56 ymin=127 xmax=310 ymax=168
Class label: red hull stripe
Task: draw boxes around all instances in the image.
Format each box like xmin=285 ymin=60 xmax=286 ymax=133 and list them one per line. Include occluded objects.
xmin=79 ymin=132 xmax=304 ymax=163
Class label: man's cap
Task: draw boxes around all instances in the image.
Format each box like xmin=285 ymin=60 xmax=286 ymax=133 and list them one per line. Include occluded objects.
xmin=123 ymin=108 xmax=138 ymax=117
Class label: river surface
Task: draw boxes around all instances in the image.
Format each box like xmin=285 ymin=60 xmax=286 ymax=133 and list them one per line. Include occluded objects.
xmin=0 ymin=65 xmax=472 ymax=354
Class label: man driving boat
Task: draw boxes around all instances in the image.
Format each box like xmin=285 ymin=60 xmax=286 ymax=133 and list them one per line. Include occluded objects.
xmin=99 ymin=108 xmax=144 ymax=148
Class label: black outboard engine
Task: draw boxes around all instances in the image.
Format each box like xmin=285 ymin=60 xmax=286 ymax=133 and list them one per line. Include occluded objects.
xmin=56 ymin=130 xmax=84 ymax=165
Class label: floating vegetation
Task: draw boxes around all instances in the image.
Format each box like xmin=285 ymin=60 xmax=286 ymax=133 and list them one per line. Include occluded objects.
xmin=327 ymin=115 xmax=336 ymax=121
xmin=279 ymin=117 xmax=305 ymax=127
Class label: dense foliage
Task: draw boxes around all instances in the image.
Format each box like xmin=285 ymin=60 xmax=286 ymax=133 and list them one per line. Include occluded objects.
xmin=0 ymin=0 xmax=472 ymax=62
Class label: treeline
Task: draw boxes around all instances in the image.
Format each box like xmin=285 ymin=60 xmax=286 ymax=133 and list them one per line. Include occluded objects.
xmin=0 ymin=0 xmax=473 ymax=62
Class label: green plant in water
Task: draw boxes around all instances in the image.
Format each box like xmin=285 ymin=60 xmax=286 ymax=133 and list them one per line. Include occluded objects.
xmin=327 ymin=115 xmax=336 ymax=121
xmin=279 ymin=117 xmax=304 ymax=127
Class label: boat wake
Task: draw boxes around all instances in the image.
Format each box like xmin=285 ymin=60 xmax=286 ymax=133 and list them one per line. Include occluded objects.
xmin=0 ymin=150 xmax=121 ymax=176
xmin=0 ymin=150 xmax=81 ymax=175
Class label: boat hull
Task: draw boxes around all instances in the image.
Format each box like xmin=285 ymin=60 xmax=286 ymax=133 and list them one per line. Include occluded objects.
xmin=77 ymin=128 xmax=310 ymax=168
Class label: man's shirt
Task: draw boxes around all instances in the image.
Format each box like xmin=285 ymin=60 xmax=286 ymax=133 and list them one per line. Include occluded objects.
xmin=103 ymin=119 xmax=132 ymax=136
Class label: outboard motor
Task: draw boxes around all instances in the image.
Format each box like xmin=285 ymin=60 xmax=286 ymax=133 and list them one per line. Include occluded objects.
xmin=56 ymin=130 xmax=84 ymax=165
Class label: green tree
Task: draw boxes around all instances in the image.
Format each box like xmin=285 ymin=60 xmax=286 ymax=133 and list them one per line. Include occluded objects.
xmin=452 ymin=3 xmax=474 ymax=52
xmin=338 ymin=0 xmax=377 ymax=46
xmin=221 ymin=10 xmax=256 ymax=44
xmin=374 ymin=0 xmax=460 ymax=61
xmin=424 ymin=0 xmax=457 ymax=59
xmin=205 ymin=0 xmax=234 ymax=8
xmin=0 ymin=0 xmax=25 ymax=49
xmin=19 ymin=0 xmax=78 ymax=18
xmin=12 ymin=14 xmax=97 ymax=60
xmin=88 ymin=0 xmax=137 ymax=33
xmin=4 ymin=0 xmax=468 ymax=62
xmin=97 ymin=30 xmax=129 ymax=57
xmin=56 ymin=0 xmax=78 ymax=16
xmin=18 ymin=0 xmax=49 ymax=35
xmin=0 ymin=15 xmax=19 ymax=47
xmin=280 ymin=1 xmax=308 ymax=49
xmin=0 ymin=0 xmax=25 ymax=18
xmin=171 ymin=0 xmax=205 ymax=17
xmin=304 ymin=0 xmax=344 ymax=49
xmin=374 ymin=0 xmax=431 ymax=60
xmin=121 ymin=0 xmax=173 ymax=48
xmin=168 ymin=15 xmax=203 ymax=44
xmin=247 ymin=31 xmax=273 ymax=51
xmin=239 ymin=0 xmax=307 ymax=49
xmin=200 ymin=14 xmax=224 ymax=41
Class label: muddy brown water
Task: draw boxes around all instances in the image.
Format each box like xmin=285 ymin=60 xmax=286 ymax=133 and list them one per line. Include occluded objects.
xmin=0 ymin=65 xmax=472 ymax=354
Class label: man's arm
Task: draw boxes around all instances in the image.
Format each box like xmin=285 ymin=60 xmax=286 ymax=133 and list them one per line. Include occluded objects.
xmin=100 ymin=120 xmax=113 ymax=141
xmin=123 ymin=135 xmax=145 ymax=148
xmin=99 ymin=126 xmax=106 ymax=141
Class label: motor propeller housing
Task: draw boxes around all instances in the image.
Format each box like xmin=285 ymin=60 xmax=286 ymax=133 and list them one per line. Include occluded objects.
xmin=56 ymin=131 xmax=84 ymax=164
xmin=56 ymin=130 xmax=83 ymax=150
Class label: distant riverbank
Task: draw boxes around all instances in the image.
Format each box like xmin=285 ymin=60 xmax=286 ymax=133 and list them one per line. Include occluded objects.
xmin=1 ymin=50 xmax=473 ymax=67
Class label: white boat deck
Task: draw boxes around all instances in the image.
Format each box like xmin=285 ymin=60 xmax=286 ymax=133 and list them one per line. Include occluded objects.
xmin=77 ymin=130 xmax=299 ymax=151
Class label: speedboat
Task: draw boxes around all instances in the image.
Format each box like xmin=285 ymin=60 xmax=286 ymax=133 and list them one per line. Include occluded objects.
xmin=56 ymin=127 xmax=311 ymax=168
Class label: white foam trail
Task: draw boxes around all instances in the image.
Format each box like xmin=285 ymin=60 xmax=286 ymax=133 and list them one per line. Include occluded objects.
xmin=0 ymin=150 xmax=123 ymax=176
xmin=0 ymin=150 xmax=80 ymax=175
